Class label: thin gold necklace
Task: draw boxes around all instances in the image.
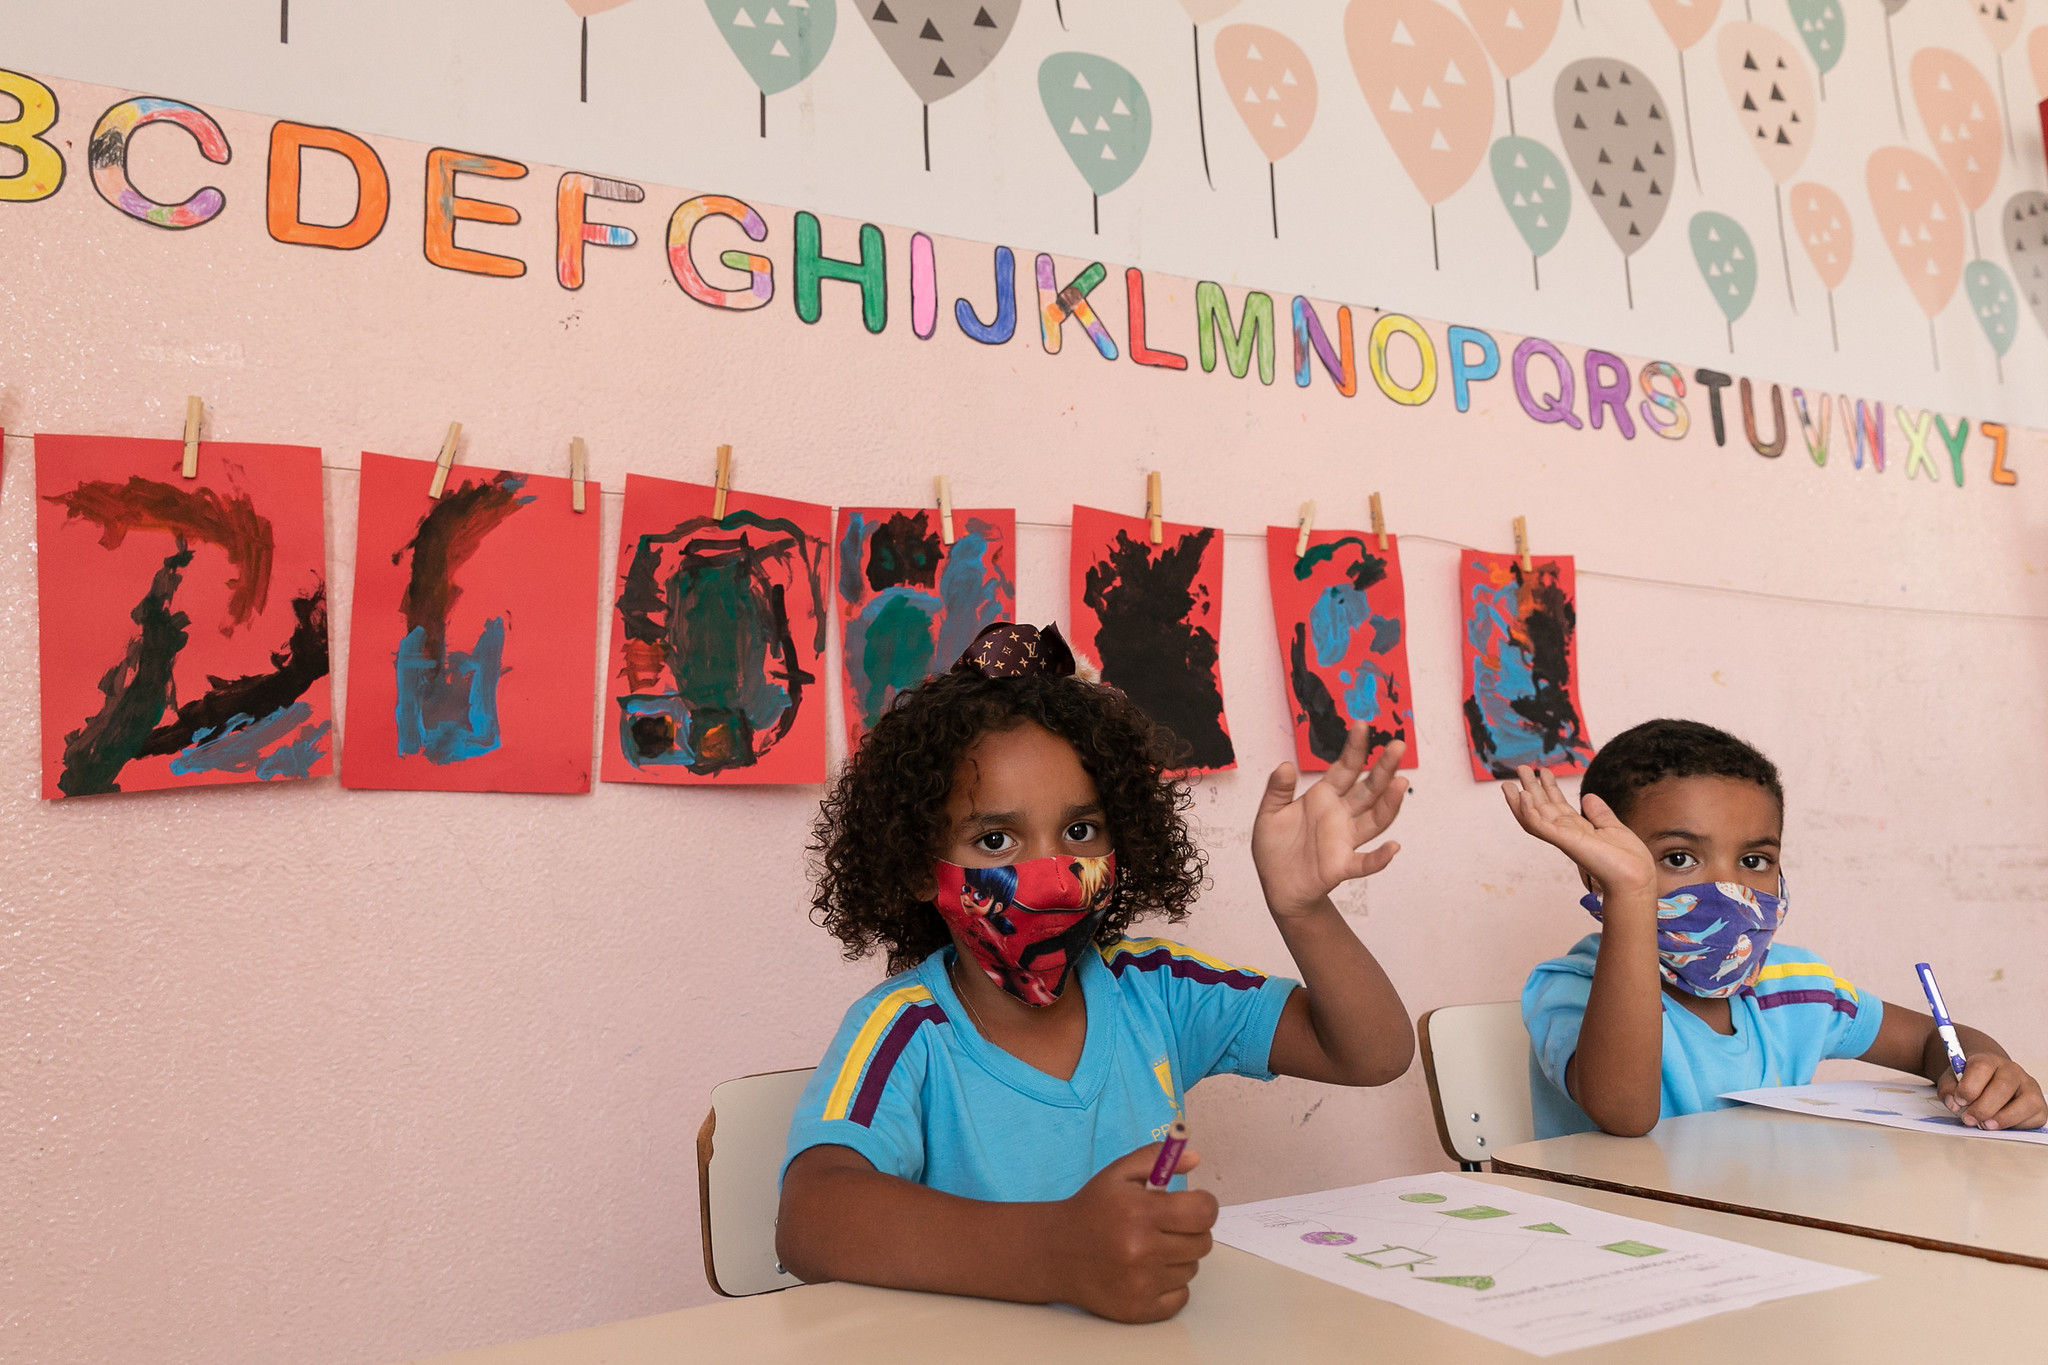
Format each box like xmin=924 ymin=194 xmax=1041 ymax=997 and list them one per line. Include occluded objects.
xmin=947 ymin=955 xmax=989 ymax=1036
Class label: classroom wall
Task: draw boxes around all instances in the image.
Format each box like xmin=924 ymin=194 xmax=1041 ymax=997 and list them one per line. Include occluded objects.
xmin=2 ymin=4 xmax=2046 ymax=1364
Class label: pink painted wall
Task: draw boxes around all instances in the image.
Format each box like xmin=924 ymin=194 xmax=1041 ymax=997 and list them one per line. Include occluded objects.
xmin=1 ymin=71 xmax=2044 ymax=1365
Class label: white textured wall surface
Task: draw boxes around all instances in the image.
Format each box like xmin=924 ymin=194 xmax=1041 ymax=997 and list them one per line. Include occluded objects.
xmin=0 ymin=35 xmax=2043 ymax=1365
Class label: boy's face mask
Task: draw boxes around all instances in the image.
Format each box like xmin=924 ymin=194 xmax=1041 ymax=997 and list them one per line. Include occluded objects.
xmin=1582 ymin=879 xmax=1788 ymax=998
xmin=932 ymin=853 xmax=1118 ymax=1007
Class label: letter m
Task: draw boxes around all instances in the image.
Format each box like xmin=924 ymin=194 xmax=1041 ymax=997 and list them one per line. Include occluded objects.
xmin=1194 ymin=281 xmax=1275 ymax=384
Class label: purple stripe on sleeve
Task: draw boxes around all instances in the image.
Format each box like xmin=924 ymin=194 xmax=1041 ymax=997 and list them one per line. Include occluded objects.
xmin=1755 ymin=988 xmax=1857 ymax=1016
xmin=848 ymin=1002 xmax=948 ymax=1128
xmin=1107 ymin=947 xmax=1265 ymax=991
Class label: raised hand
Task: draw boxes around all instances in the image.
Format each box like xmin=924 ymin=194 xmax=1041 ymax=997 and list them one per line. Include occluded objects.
xmin=1501 ymin=765 xmax=1655 ymax=899
xmin=1251 ymin=723 xmax=1408 ymax=918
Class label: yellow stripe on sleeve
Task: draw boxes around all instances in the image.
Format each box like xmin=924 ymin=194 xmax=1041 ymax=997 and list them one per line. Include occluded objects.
xmin=1755 ymin=961 xmax=1858 ymax=997
xmin=1100 ymin=936 xmax=1268 ymax=978
xmin=822 ymin=984 xmax=934 ymax=1121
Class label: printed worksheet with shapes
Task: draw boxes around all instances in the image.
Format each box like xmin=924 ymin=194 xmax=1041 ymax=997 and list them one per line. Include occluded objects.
xmin=1721 ymin=1079 xmax=2048 ymax=1145
xmin=1213 ymin=1174 xmax=1870 ymax=1356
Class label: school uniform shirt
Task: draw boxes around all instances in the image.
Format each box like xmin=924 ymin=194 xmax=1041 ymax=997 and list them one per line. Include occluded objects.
xmin=1523 ymin=933 xmax=1884 ymax=1139
xmin=783 ymin=937 xmax=1298 ymax=1201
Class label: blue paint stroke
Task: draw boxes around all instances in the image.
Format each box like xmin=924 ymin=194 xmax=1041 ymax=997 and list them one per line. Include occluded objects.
xmin=394 ymin=616 xmax=505 ymax=765
xmin=257 ymin=719 xmax=331 ymax=780
xmin=933 ymin=517 xmax=1014 ymax=669
xmin=1368 ymin=614 xmax=1402 ymax=654
xmin=1310 ymin=585 xmax=1370 ymax=667
xmin=169 ymin=700 xmax=327 ymax=779
xmin=1341 ymin=659 xmax=1393 ymax=724
xmin=836 ymin=511 xmax=870 ymax=603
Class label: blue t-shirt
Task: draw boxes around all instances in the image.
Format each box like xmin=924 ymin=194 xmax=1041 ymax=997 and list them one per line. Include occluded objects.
xmin=1523 ymin=933 xmax=1884 ymax=1139
xmin=784 ymin=937 xmax=1298 ymax=1201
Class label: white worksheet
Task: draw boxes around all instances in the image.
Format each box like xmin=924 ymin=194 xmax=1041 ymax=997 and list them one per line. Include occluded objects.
xmin=1212 ymin=1173 xmax=1870 ymax=1356
xmin=1720 ymin=1079 xmax=2048 ymax=1145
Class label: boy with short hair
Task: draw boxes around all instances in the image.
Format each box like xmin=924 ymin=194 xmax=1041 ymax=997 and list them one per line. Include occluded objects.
xmin=1506 ymin=718 xmax=2043 ymax=1139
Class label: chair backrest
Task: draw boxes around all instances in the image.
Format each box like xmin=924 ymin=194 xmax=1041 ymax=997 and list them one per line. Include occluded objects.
xmin=1418 ymin=1002 xmax=1534 ymax=1167
xmin=697 ymin=1067 xmax=815 ymax=1297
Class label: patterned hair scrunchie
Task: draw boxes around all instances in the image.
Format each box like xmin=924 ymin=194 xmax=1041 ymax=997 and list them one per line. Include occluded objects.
xmin=950 ymin=621 xmax=1078 ymax=679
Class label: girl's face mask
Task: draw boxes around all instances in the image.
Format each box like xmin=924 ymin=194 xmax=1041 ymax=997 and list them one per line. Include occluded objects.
xmin=1582 ymin=879 xmax=1789 ymax=998
xmin=932 ymin=853 xmax=1118 ymax=1007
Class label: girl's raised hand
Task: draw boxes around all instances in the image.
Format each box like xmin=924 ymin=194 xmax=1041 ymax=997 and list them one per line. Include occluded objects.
xmin=1251 ymin=723 xmax=1408 ymax=918
xmin=1501 ymin=765 xmax=1655 ymax=898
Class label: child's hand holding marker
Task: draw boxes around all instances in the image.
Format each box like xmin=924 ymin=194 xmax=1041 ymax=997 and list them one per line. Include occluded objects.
xmin=1049 ymin=1130 xmax=1215 ymax=1323
xmin=1917 ymin=962 xmax=2047 ymax=1131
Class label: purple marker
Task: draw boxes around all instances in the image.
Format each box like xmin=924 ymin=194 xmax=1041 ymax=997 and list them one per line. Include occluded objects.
xmin=1915 ymin=962 xmax=1969 ymax=1081
xmin=1147 ymin=1119 xmax=1189 ymax=1191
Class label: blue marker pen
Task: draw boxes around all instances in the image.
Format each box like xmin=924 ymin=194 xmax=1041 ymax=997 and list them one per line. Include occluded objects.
xmin=1915 ymin=962 xmax=1969 ymax=1081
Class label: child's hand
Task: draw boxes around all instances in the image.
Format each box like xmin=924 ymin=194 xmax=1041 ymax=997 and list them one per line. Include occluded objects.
xmin=1251 ymin=725 xmax=1408 ymax=919
xmin=1054 ymin=1142 xmax=1217 ymax=1322
xmin=1501 ymin=765 xmax=1656 ymax=899
xmin=1940 ymin=1055 xmax=2048 ymax=1131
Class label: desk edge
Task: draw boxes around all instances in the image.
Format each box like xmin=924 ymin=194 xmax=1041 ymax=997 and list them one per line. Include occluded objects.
xmin=1486 ymin=1158 xmax=2048 ymax=1272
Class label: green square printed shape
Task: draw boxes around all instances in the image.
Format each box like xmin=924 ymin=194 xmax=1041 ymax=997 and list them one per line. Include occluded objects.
xmin=1441 ymin=1205 xmax=1511 ymax=1220
xmin=1601 ymin=1240 xmax=1667 ymax=1257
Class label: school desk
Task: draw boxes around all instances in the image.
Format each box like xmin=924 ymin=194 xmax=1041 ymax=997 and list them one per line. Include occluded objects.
xmin=1490 ymin=1104 xmax=2048 ymax=1269
xmin=399 ymin=1174 xmax=2047 ymax=1365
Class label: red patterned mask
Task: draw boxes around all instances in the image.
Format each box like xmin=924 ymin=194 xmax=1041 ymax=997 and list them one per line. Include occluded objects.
xmin=932 ymin=853 xmax=1118 ymax=1006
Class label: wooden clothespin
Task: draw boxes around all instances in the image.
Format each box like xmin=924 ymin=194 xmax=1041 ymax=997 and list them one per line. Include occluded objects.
xmin=1370 ymin=492 xmax=1387 ymax=550
xmin=934 ymin=474 xmax=955 ymax=546
xmin=1513 ymin=515 xmax=1532 ymax=573
xmin=1294 ymin=500 xmax=1316 ymax=557
xmin=712 ymin=444 xmax=732 ymax=519
xmin=570 ymin=437 xmax=588 ymax=513
xmin=427 ymin=422 xmax=462 ymax=499
xmin=1145 ymin=470 xmax=1163 ymax=545
xmin=181 ymin=396 xmax=202 ymax=478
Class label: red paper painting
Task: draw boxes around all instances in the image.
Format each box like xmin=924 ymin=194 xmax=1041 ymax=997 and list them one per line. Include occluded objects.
xmin=1265 ymin=527 xmax=1419 ymax=773
xmin=35 ymin=434 xmax=332 ymax=799
xmin=601 ymin=473 xmax=830 ymax=786
xmin=836 ymin=506 xmax=1016 ymax=754
xmin=1067 ymin=504 xmax=1234 ymax=774
xmin=1459 ymin=549 xmax=1594 ymax=780
xmin=341 ymin=452 xmax=602 ymax=794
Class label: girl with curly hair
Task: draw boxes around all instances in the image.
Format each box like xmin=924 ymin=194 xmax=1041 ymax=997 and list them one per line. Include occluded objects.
xmin=777 ymin=622 xmax=1416 ymax=1323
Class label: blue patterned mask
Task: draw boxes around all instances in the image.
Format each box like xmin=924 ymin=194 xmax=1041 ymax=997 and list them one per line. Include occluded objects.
xmin=1582 ymin=880 xmax=1788 ymax=998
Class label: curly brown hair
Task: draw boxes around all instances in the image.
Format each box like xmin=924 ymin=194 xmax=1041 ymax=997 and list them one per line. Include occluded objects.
xmin=810 ymin=672 xmax=1209 ymax=975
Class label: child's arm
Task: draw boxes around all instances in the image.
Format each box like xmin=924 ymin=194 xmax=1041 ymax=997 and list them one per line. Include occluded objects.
xmin=1253 ymin=723 xmax=1415 ymax=1086
xmin=1858 ymin=1004 xmax=2047 ymax=1130
xmin=1503 ymin=767 xmax=1665 ymax=1136
xmin=776 ymin=1140 xmax=1216 ymax=1322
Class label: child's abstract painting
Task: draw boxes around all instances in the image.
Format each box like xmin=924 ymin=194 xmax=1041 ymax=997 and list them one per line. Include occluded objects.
xmin=1459 ymin=549 xmax=1593 ymax=780
xmin=836 ymin=506 xmax=1016 ymax=752
xmin=1068 ymin=504 xmax=1234 ymax=774
xmin=341 ymin=452 xmax=601 ymax=793
xmin=35 ymin=434 xmax=332 ymax=799
xmin=1265 ymin=527 xmax=1418 ymax=773
xmin=601 ymin=473 xmax=829 ymax=785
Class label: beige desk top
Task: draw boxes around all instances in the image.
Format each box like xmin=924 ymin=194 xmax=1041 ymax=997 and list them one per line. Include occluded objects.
xmin=1491 ymin=1104 xmax=2048 ymax=1269
xmin=403 ymin=1174 xmax=2047 ymax=1365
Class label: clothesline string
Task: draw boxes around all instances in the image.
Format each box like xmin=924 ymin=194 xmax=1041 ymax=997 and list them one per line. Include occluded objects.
xmin=3 ymin=440 xmax=2038 ymax=627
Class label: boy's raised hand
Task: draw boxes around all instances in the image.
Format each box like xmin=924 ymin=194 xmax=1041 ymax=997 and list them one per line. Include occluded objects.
xmin=1501 ymin=765 xmax=1655 ymax=898
xmin=1251 ymin=723 xmax=1408 ymax=918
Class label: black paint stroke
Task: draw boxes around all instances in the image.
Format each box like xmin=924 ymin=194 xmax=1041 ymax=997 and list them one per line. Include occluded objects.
xmin=136 ymin=585 xmax=328 ymax=758
xmin=864 ymin=510 xmax=943 ymax=591
xmin=58 ymin=542 xmax=194 ymax=797
xmin=1081 ymin=527 xmax=1234 ymax=770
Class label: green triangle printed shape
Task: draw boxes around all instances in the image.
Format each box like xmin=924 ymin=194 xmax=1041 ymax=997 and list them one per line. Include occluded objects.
xmin=1523 ymin=1222 xmax=1570 ymax=1234
xmin=1421 ymin=1274 xmax=1497 ymax=1290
